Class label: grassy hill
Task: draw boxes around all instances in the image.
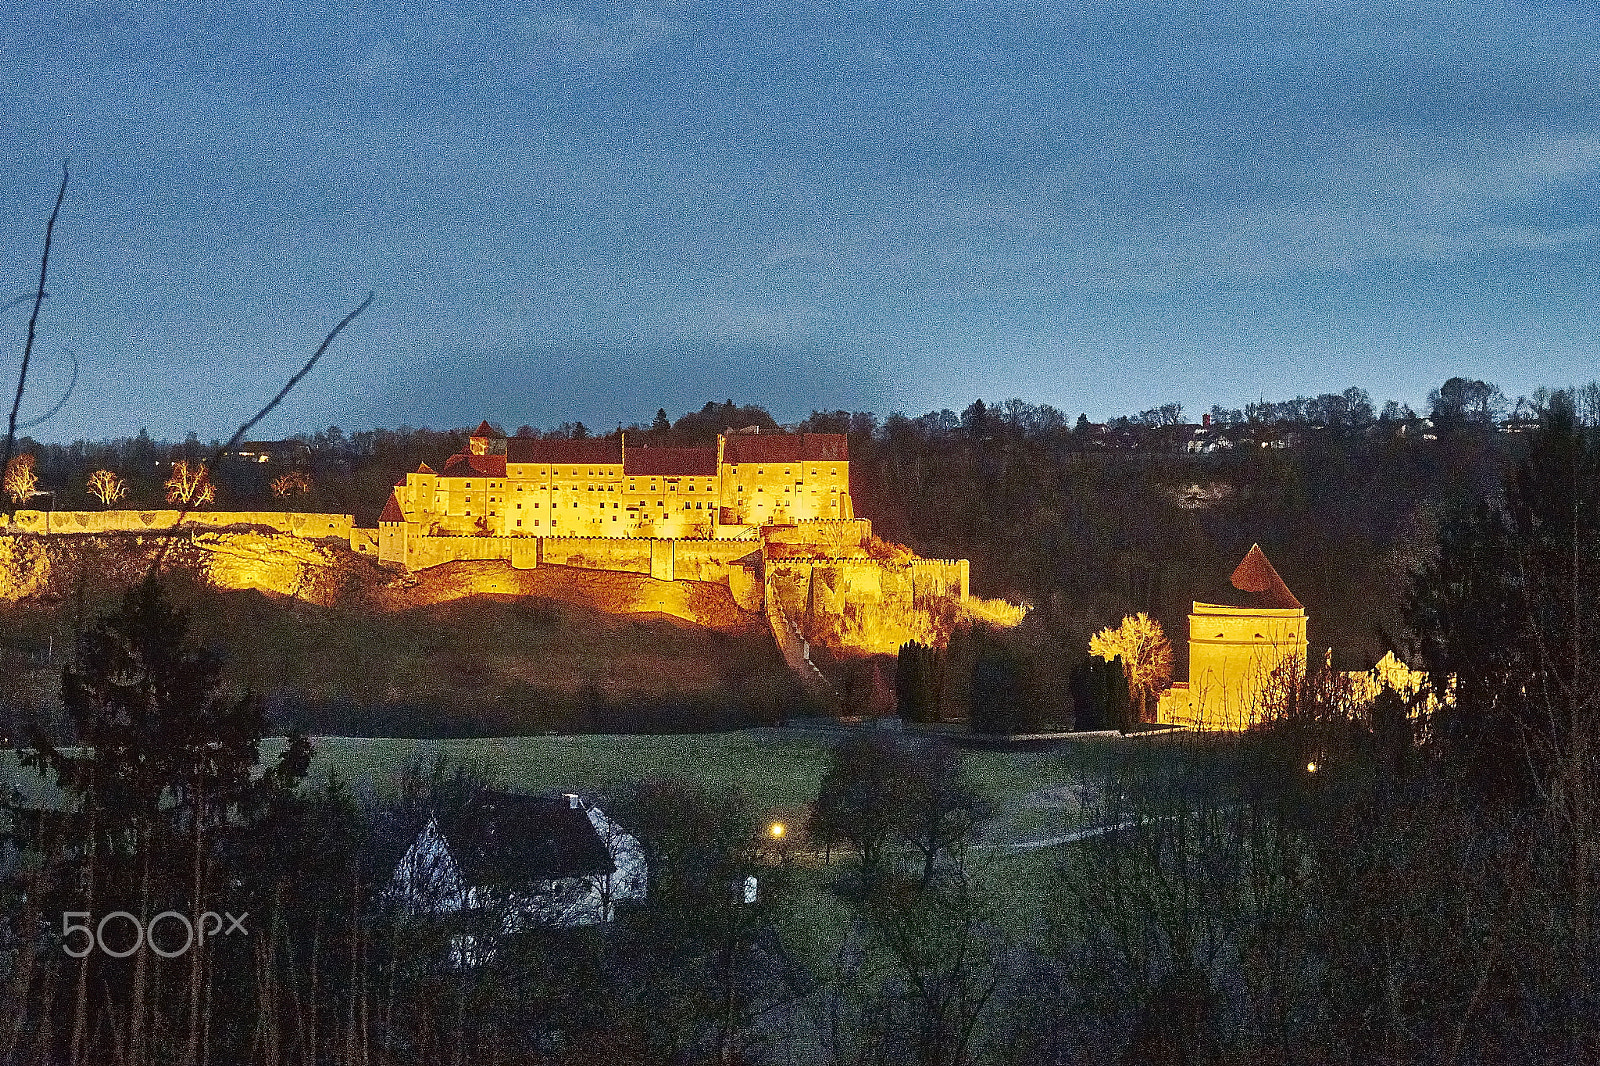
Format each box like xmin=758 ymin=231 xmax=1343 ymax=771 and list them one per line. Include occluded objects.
xmin=0 ymin=569 xmax=805 ymax=740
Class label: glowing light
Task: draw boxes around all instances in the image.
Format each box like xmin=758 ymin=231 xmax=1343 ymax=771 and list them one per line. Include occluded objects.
xmin=768 ymin=822 xmax=787 ymax=840
xmin=1306 ymin=761 xmax=1319 ymax=773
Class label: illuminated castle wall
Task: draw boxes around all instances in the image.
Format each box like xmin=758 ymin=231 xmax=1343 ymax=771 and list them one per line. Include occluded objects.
xmin=378 ymin=423 xmax=853 ymax=566
xmin=1157 ymin=544 xmax=1309 ymax=731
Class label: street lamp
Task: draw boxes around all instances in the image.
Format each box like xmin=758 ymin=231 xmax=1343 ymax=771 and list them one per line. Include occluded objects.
xmin=768 ymin=822 xmax=786 ymax=840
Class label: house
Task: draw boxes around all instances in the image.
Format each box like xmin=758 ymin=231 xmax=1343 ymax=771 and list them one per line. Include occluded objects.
xmin=386 ymin=791 xmax=646 ymax=962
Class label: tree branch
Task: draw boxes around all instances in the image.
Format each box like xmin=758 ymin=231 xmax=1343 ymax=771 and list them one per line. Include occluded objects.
xmin=2 ymin=164 xmax=68 ymax=506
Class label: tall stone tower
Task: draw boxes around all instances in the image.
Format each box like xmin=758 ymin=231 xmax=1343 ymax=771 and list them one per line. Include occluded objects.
xmin=1158 ymin=544 xmax=1309 ymax=730
xmin=468 ymin=421 xmax=507 ymax=456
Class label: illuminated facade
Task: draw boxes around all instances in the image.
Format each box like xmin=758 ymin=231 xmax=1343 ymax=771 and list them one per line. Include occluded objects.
xmin=379 ymin=423 xmax=852 ymax=553
xmin=1157 ymin=544 xmax=1309 ymax=730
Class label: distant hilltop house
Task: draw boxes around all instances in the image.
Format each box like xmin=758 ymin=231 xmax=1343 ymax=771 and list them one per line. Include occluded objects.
xmin=377 ymin=422 xmax=854 ymax=564
xmin=223 ymin=440 xmax=310 ymax=465
xmin=386 ymin=791 xmax=646 ymax=963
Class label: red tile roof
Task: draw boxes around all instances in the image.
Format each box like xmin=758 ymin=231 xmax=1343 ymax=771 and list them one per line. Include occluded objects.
xmin=722 ymin=433 xmax=848 ymax=464
xmin=440 ymin=453 xmax=507 ymax=478
xmin=379 ymin=493 xmax=403 ymax=522
xmin=624 ymin=446 xmax=717 ymax=476
xmin=470 ymin=420 xmax=506 ymax=439
xmin=416 ymin=462 xmax=435 ymax=475
xmin=505 ymin=438 xmax=624 ymax=465
xmin=1201 ymin=544 xmax=1302 ymax=610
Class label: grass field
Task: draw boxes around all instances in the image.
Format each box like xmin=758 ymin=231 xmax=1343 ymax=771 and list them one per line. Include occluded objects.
xmin=4 ymin=728 xmax=1168 ymax=848
xmin=281 ymin=728 xmax=1165 ymax=847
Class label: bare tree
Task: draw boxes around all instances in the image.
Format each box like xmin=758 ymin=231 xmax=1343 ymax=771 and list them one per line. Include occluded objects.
xmin=164 ymin=460 xmax=215 ymax=507
xmin=86 ymin=469 xmax=127 ymax=507
xmin=269 ymin=470 xmax=311 ymax=498
xmin=4 ymin=453 xmax=38 ymax=505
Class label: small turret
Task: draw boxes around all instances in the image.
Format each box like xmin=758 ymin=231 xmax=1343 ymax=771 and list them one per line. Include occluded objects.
xmin=468 ymin=421 xmax=507 ymax=456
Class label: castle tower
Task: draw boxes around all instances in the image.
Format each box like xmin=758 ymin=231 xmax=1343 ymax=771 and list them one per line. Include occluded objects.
xmin=468 ymin=420 xmax=507 ymax=456
xmin=1160 ymin=544 xmax=1309 ymax=730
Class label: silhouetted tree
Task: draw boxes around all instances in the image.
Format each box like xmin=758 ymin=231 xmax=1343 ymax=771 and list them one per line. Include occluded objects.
xmin=895 ymin=640 xmax=944 ymax=723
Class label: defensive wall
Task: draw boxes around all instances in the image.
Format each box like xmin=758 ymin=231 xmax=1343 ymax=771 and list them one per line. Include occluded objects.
xmin=764 ymin=568 xmax=834 ymax=703
xmin=5 ymin=509 xmax=353 ymax=540
xmin=398 ymin=533 xmax=762 ymax=586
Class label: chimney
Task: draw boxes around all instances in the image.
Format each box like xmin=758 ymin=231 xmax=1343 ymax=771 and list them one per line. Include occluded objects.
xmin=1202 ymin=413 xmax=1211 ymax=428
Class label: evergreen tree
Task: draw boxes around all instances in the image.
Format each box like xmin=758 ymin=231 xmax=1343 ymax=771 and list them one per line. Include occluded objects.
xmin=970 ymin=629 xmax=1027 ymax=734
xmin=895 ymin=640 xmax=943 ymax=722
xmin=651 ymin=407 xmax=671 ymax=435
xmin=1407 ymin=390 xmax=1600 ymax=804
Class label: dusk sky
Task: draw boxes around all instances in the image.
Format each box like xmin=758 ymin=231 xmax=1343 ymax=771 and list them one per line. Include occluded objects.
xmin=4 ymin=1 xmax=1599 ymax=442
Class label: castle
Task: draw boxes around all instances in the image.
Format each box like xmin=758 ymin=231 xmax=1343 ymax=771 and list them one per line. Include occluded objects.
xmin=377 ymin=423 xmax=854 ymax=565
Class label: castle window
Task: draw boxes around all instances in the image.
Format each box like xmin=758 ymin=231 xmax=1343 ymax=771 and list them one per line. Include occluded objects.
xmin=516 ymin=520 xmax=522 ymax=527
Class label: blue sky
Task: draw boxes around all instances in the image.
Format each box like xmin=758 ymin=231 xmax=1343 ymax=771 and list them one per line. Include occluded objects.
xmin=4 ymin=1 xmax=1599 ymax=441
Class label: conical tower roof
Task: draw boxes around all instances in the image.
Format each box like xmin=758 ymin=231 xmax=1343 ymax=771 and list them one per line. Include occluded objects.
xmin=1225 ymin=544 xmax=1301 ymax=609
xmin=471 ymin=420 xmax=506 ymax=439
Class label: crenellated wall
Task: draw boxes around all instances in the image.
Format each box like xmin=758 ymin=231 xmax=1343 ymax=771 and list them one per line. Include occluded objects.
xmin=6 ymin=508 xmax=353 ymax=540
xmin=908 ymin=558 xmax=969 ymax=602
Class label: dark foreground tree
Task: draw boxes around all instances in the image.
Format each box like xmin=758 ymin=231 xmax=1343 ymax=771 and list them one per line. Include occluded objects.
xmin=1407 ymin=390 xmax=1600 ymax=806
xmin=16 ymin=577 xmax=309 ymax=1066
xmin=809 ymin=734 xmax=987 ymax=889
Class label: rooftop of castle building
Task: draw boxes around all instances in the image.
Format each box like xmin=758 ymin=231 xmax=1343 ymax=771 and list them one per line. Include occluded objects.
xmin=379 ymin=493 xmax=403 ymax=522
xmin=722 ymin=433 xmax=848 ymax=464
xmin=470 ymin=420 xmax=506 ymax=439
xmin=505 ymin=438 xmax=625 ymax=465
xmin=624 ymin=446 xmax=717 ymax=476
xmin=1197 ymin=544 xmax=1303 ymax=611
xmin=441 ymin=454 xmax=508 ymax=478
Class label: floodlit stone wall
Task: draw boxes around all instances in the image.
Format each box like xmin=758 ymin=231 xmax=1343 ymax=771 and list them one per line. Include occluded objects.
xmin=6 ymin=509 xmax=353 ymax=540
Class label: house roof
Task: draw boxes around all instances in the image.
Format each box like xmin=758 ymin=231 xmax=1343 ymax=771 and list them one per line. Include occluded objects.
xmin=1201 ymin=544 xmax=1302 ymax=610
xmin=416 ymin=462 xmax=435 ymax=475
xmin=722 ymin=432 xmax=848 ymax=464
xmin=470 ymin=420 xmax=506 ymax=439
xmin=436 ymin=792 xmax=614 ymax=885
xmin=440 ymin=453 xmax=508 ymax=478
xmin=624 ymin=446 xmax=717 ymax=476
xmin=505 ymin=438 xmax=625 ymax=465
xmin=379 ymin=493 xmax=403 ymax=522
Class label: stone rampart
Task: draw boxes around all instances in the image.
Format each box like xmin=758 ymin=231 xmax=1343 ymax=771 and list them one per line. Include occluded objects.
xmin=540 ymin=537 xmax=652 ymax=575
xmin=407 ymin=535 xmax=518 ymax=569
xmin=8 ymin=509 xmax=353 ymax=540
xmin=908 ymin=558 xmax=969 ymax=601
xmin=764 ymin=568 xmax=834 ymax=703
xmin=764 ymin=518 xmax=872 ymax=552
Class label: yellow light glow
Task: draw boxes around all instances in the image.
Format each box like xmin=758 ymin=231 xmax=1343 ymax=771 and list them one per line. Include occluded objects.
xmin=768 ymin=822 xmax=786 ymax=839
xmin=1306 ymin=761 xmax=1318 ymax=773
